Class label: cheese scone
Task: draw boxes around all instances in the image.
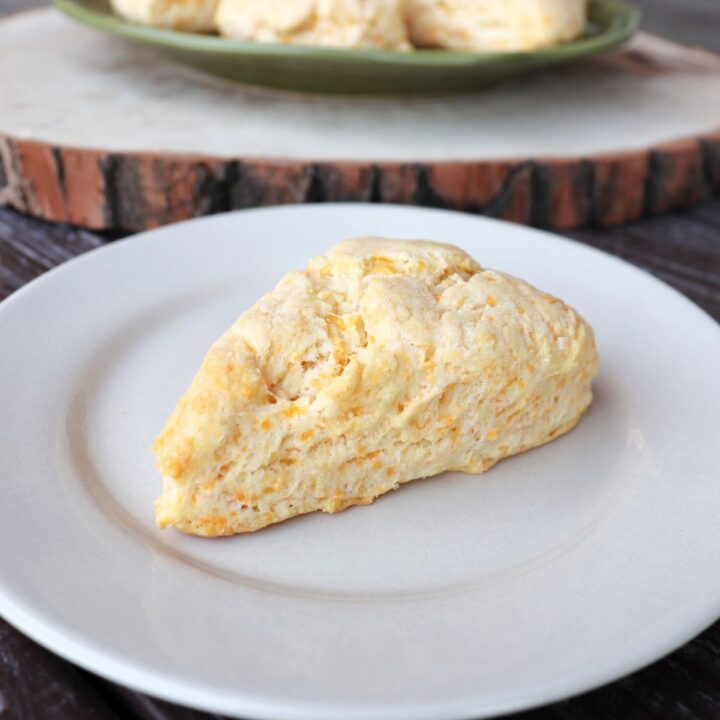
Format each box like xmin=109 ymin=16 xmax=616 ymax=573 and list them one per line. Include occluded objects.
xmin=404 ymin=0 xmax=588 ymax=51
xmin=214 ymin=0 xmax=410 ymax=50
xmin=111 ymin=0 xmax=220 ymax=31
xmin=154 ymin=238 xmax=598 ymax=536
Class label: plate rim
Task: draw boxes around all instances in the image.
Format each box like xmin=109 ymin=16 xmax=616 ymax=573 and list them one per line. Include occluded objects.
xmin=0 ymin=204 xmax=719 ymax=720
xmin=2 ymin=584 xmax=719 ymax=720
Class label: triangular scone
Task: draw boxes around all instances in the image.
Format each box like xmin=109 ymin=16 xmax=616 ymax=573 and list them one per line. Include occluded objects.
xmin=154 ymin=238 xmax=598 ymax=536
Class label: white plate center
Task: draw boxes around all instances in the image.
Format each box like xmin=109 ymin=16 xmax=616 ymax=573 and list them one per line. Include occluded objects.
xmin=67 ymin=283 xmax=639 ymax=598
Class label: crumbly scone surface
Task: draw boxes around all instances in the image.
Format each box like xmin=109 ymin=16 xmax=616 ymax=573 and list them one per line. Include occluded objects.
xmin=154 ymin=238 xmax=598 ymax=536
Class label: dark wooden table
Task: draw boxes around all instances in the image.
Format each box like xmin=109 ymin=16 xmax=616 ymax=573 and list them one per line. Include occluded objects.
xmin=2 ymin=2 xmax=720 ymax=719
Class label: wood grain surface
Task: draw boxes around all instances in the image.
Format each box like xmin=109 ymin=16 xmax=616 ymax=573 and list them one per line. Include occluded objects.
xmin=4 ymin=123 xmax=720 ymax=232
xmin=1 ymin=2 xmax=720 ymax=720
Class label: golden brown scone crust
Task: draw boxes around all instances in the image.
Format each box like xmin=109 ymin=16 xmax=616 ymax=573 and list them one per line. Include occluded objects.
xmin=154 ymin=238 xmax=598 ymax=536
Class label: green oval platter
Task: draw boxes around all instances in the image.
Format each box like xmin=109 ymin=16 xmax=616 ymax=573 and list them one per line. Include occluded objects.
xmin=53 ymin=0 xmax=641 ymax=94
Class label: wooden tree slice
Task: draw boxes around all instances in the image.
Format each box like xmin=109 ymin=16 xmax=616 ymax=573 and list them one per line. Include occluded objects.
xmin=1 ymin=9 xmax=720 ymax=230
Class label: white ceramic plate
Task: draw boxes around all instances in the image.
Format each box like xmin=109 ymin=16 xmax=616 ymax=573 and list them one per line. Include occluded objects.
xmin=1 ymin=205 xmax=719 ymax=720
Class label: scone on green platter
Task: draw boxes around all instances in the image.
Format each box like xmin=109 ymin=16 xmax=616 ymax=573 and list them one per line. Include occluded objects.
xmin=215 ymin=0 xmax=410 ymax=49
xmin=405 ymin=0 xmax=588 ymax=51
xmin=110 ymin=0 xmax=219 ymax=31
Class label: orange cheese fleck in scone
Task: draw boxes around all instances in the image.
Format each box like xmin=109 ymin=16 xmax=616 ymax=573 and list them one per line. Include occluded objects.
xmin=153 ymin=238 xmax=598 ymax=536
